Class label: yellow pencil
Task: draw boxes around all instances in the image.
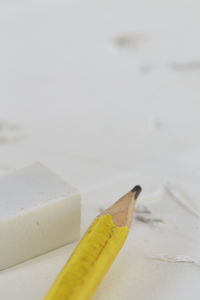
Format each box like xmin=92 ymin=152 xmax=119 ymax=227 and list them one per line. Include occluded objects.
xmin=43 ymin=185 xmax=142 ymax=300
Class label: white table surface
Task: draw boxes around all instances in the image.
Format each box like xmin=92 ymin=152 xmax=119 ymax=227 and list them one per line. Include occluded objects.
xmin=0 ymin=0 xmax=200 ymax=299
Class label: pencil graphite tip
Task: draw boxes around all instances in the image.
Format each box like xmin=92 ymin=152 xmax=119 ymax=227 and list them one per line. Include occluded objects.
xmin=131 ymin=185 xmax=142 ymax=200
xmin=99 ymin=185 xmax=142 ymax=227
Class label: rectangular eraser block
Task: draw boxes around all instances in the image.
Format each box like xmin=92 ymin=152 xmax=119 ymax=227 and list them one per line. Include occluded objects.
xmin=0 ymin=163 xmax=81 ymax=270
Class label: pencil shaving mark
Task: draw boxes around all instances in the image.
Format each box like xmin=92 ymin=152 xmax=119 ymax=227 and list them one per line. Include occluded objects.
xmin=0 ymin=121 xmax=23 ymax=144
xmin=170 ymin=61 xmax=200 ymax=72
xmin=0 ymin=136 xmax=22 ymax=144
xmin=113 ymin=32 xmax=147 ymax=52
xmin=98 ymin=207 xmax=105 ymax=213
xmin=148 ymin=118 xmax=164 ymax=132
xmin=164 ymin=184 xmax=200 ymax=219
xmin=147 ymin=255 xmax=200 ymax=267
xmin=139 ymin=64 xmax=152 ymax=74
xmin=135 ymin=204 xmax=151 ymax=214
xmin=0 ymin=121 xmax=18 ymax=131
xmin=135 ymin=215 xmax=164 ymax=225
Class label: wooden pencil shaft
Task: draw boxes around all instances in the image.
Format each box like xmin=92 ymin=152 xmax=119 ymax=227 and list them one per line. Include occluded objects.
xmin=43 ymin=186 xmax=141 ymax=300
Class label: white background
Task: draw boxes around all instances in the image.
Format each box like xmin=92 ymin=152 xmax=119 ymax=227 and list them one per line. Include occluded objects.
xmin=0 ymin=0 xmax=200 ymax=299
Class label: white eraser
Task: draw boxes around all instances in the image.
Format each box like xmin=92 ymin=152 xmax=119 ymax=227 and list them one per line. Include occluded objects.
xmin=0 ymin=163 xmax=81 ymax=270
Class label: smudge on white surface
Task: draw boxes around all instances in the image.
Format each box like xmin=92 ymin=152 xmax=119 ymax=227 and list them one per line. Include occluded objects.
xmin=135 ymin=215 xmax=164 ymax=225
xmin=0 ymin=136 xmax=22 ymax=144
xmin=170 ymin=61 xmax=200 ymax=72
xmin=147 ymin=255 xmax=200 ymax=267
xmin=148 ymin=118 xmax=164 ymax=132
xmin=164 ymin=183 xmax=200 ymax=218
xmin=0 ymin=120 xmax=23 ymax=144
xmin=98 ymin=206 xmax=105 ymax=213
xmin=112 ymin=32 xmax=147 ymax=52
xmin=139 ymin=64 xmax=152 ymax=74
xmin=135 ymin=204 xmax=151 ymax=214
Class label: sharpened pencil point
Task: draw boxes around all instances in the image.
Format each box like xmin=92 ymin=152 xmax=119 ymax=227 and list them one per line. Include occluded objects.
xmin=131 ymin=185 xmax=142 ymax=200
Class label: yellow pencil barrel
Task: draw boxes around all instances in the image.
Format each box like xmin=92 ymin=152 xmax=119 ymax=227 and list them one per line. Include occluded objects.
xmin=43 ymin=214 xmax=129 ymax=300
